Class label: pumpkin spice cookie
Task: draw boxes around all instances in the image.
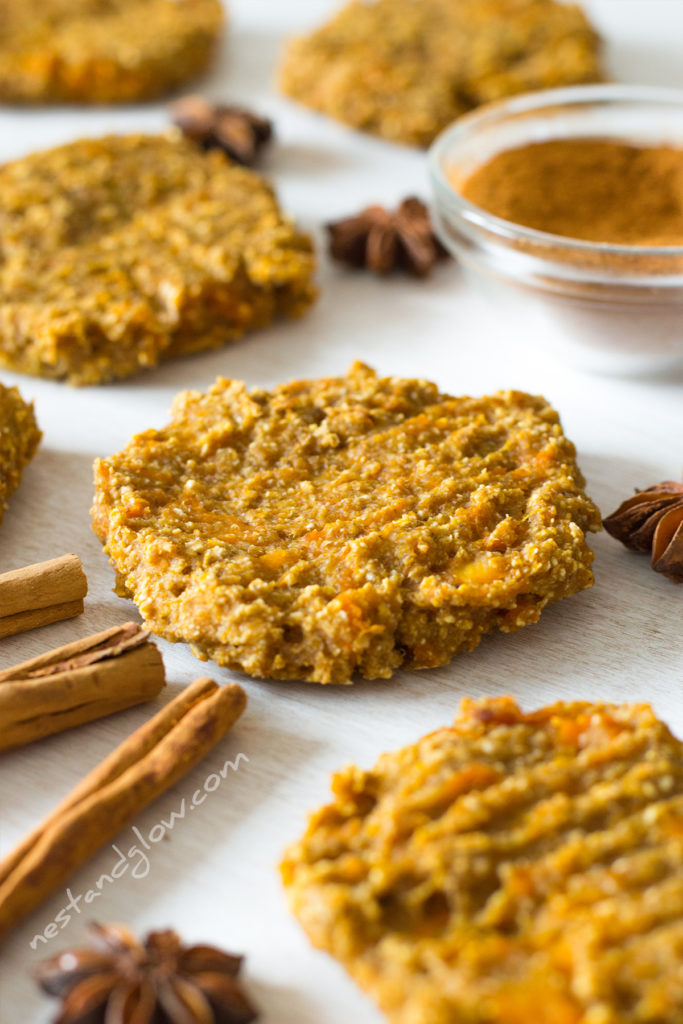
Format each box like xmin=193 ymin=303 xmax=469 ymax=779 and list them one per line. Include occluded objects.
xmin=92 ymin=363 xmax=600 ymax=683
xmin=0 ymin=384 xmax=41 ymax=526
xmin=0 ymin=133 xmax=315 ymax=385
xmin=282 ymin=698 xmax=683 ymax=1024
xmin=280 ymin=0 xmax=602 ymax=147
xmin=0 ymin=0 xmax=224 ymax=104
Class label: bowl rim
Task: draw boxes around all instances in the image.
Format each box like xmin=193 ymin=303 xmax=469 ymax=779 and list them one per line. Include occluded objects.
xmin=428 ymin=83 xmax=683 ymax=259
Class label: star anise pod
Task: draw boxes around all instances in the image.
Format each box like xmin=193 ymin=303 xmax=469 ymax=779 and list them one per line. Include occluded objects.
xmin=171 ymin=96 xmax=273 ymax=166
xmin=603 ymin=477 xmax=683 ymax=582
xmin=327 ymin=197 xmax=450 ymax=277
xmin=36 ymin=923 xmax=258 ymax=1024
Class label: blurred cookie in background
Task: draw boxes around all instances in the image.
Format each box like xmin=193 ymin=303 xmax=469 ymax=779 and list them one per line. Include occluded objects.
xmin=0 ymin=0 xmax=225 ymax=104
xmin=280 ymin=0 xmax=603 ymax=147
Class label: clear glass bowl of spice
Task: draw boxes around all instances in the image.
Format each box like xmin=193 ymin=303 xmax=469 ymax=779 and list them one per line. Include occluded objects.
xmin=428 ymin=84 xmax=683 ymax=375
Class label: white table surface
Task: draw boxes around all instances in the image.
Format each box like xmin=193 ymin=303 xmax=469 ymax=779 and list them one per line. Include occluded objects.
xmin=1 ymin=1 xmax=682 ymax=1020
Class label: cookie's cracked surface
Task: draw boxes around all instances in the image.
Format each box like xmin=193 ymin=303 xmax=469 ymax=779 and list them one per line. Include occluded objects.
xmin=93 ymin=363 xmax=599 ymax=682
xmin=282 ymin=698 xmax=683 ymax=1023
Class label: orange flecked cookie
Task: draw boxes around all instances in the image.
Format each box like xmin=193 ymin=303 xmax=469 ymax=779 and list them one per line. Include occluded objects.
xmin=92 ymin=363 xmax=599 ymax=682
xmin=0 ymin=0 xmax=224 ymax=104
xmin=0 ymin=134 xmax=315 ymax=385
xmin=282 ymin=698 xmax=683 ymax=1023
xmin=0 ymin=383 xmax=41 ymax=525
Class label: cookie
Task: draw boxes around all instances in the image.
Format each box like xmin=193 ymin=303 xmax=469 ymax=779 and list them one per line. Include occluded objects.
xmin=0 ymin=134 xmax=316 ymax=385
xmin=92 ymin=363 xmax=600 ymax=682
xmin=280 ymin=0 xmax=602 ymax=147
xmin=0 ymin=384 xmax=41 ymax=525
xmin=282 ymin=697 xmax=683 ymax=1024
xmin=0 ymin=0 xmax=224 ymax=104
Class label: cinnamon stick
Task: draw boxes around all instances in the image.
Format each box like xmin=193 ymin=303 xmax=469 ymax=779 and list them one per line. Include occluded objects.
xmin=0 ymin=678 xmax=247 ymax=944
xmin=0 ymin=554 xmax=88 ymax=639
xmin=0 ymin=622 xmax=165 ymax=753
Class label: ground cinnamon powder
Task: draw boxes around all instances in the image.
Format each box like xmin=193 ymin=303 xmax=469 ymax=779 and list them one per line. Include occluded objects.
xmin=461 ymin=139 xmax=683 ymax=246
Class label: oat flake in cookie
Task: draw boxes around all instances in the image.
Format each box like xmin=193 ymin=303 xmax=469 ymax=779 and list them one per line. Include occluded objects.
xmin=0 ymin=0 xmax=224 ymax=104
xmin=282 ymin=698 xmax=683 ymax=1023
xmin=92 ymin=363 xmax=600 ymax=683
xmin=0 ymin=134 xmax=315 ymax=385
xmin=0 ymin=384 xmax=41 ymax=527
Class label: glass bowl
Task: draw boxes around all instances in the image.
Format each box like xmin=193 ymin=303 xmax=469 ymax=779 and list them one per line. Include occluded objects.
xmin=428 ymin=85 xmax=683 ymax=375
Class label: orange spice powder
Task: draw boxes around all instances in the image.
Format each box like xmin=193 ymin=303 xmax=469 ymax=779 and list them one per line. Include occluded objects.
xmin=460 ymin=138 xmax=683 ymax=246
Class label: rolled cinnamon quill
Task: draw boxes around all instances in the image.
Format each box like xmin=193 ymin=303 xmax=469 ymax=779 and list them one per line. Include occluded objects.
xmin=0 ymin=678 xmax=247 ymax=944
xmin=0 ymin=622 xmax=165 ymax=752
xmin=0 ymin=554 xmax=87 ymax=639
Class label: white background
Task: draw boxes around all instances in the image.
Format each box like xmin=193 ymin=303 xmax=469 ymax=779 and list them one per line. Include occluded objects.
xmin=0 ymin=2 xmax=682 ymax=1021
